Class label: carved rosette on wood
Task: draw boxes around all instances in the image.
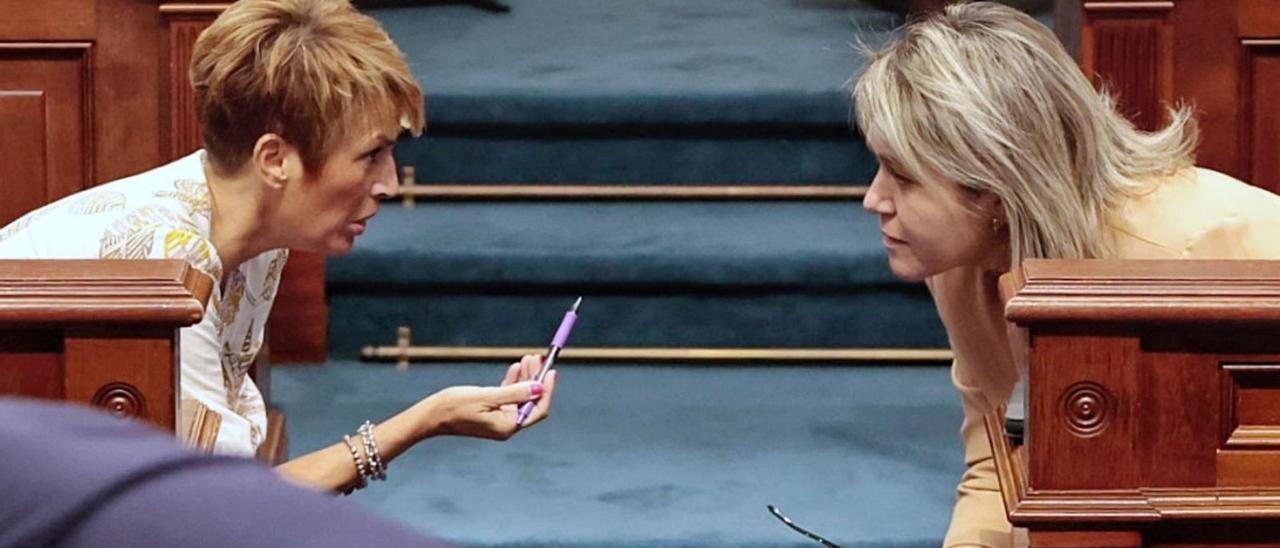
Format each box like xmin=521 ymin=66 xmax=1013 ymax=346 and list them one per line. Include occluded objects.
xmin=92 ymin=382 xmax=146 ymax=419
xmin=1061 ymin=381 xmax=1112 ymax=437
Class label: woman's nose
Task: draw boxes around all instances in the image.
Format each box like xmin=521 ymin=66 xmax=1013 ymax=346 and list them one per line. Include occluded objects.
xmin=863 ymin=171 xmax=894 ymax=215
xmin=372 ymin=161 xmax=400 ymax=199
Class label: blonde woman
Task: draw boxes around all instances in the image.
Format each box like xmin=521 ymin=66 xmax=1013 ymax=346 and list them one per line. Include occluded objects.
xmin=852 ymin=2 xmax=1280 ymax=546
xmin=0 ymin=0 xmax=557 ymax=494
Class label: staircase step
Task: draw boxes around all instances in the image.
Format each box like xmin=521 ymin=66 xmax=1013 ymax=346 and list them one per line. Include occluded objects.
xmin=330 ymin=202 xmax=901 ymax=288
xmin=370 ymin=0 xmax=899 ymax=185
xmin=330 ymin=290 xmax=944 ymax=358
xmin=372 ymin=1 xmax=899 ymax=128
xmin=393 ymin=130 xmax=876 ymax=185
xmin=327 ymin=202 xmax=945 ymax=358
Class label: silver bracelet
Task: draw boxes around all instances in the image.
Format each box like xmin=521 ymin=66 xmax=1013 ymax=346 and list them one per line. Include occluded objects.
xmin=342 ymin=434 xmax=368 ymax=493
xmin=358 ymin=421 xmax=387 ymax=481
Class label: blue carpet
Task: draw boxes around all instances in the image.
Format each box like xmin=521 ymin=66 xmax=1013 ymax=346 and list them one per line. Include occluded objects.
xmin=326 ymin=202 xmax=947 ymax=356
xmin=373 ymin=0 xmax=899 ymax=127
xmin=369 ymin=0 xmax=901 ymax=184
xmin=274 ymin=362 xmax=963 ymax=546
xmin=331 ymin=202 xmax=904 ymax=288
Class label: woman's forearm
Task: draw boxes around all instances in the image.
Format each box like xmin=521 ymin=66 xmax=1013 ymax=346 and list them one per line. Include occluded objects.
xmin=275 ymin=399 xmax=440 ymax=492
xmin=271 ymin=361 xmax=550 ymax=492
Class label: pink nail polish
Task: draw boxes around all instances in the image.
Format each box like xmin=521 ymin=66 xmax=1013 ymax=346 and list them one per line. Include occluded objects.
xmin=529 ymin=382 xmax=544 ymax=398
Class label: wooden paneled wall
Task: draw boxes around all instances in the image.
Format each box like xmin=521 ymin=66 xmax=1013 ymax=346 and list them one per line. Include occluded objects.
xmin=0 ymin=44 xmax=92 ymax=226
xmin=0 ymin=0 xmax=96 ymax=227
xmin=0 ymin=0 xmax=165 ymax=229
xmin=1081 ymin=0 xmax=1280 ymax=193
xmin=1081 ymin=1 xmax=1175 ymax=132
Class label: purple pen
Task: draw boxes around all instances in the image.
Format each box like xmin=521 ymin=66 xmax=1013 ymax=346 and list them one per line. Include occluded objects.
xmin=515 ymin=296 xmax=581 ymax=427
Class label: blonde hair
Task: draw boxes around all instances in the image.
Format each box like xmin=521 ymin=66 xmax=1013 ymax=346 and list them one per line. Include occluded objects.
xmin=852 ymin=1 xmax=1197 ymax=265
xmin=191 ymin=0 xmax=425 ymax=175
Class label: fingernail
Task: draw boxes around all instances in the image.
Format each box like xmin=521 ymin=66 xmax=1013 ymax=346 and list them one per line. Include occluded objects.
xmin=529 ymin=382 xmax=544 ymax=398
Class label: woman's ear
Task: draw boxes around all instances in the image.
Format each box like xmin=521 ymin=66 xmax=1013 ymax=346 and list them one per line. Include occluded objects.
xmin=977 ymin=191 xmax=1005 ymax=231
xmin=251 ymin=134 xmax=297 ymax=190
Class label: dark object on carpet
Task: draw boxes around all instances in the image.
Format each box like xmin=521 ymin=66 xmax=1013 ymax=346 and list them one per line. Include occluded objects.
xmin=355 ymin=0 xmax=510 ymax=13
xmin=769 ymin=505 xmax=843 ymax=547
xmin=1005 ymin=416 xmax=1025 ymax=446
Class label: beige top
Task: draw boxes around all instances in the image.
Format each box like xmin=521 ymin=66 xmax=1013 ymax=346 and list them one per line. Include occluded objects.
xmin=929 ymin=168 xmax=1280 ymax=545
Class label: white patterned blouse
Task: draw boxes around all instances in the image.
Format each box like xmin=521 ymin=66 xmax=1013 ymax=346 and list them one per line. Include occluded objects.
xmin=0 ymin=151 xmax=287 ymax=456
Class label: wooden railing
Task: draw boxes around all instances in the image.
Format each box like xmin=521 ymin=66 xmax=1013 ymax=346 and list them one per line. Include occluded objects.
xmin=0 ymin=259 xmax=211 ymax=436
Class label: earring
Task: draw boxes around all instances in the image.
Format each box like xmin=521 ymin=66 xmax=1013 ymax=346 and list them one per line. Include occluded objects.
xmin=991 ymin=216 xmax=1003 ymax=233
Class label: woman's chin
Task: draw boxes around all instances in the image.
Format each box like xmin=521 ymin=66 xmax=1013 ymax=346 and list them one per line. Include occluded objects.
xmin=325 ymin=240 xmax=356 ymax=255
xmin=887 ymin=258 xmax=930 ymax=282
xmin=308 ymin=234 xmax=356 ymax=256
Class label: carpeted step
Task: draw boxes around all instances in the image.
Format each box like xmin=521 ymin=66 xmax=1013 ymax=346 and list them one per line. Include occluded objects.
xmin=328 ymin=0 xmax=1068 ymax=357
xmin=369 ymin=0 xmax=901 ymax=184
xmin=326 ymin=202 xmax=946 ymax=356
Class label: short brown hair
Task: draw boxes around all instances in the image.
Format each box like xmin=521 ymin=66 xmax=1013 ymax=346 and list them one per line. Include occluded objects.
xmin=191 ymin=0 xmax=425 ymax=175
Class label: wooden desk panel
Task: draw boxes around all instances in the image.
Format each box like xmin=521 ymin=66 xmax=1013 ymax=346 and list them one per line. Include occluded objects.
xmin=0 ymin=330 xmax=63 ymax=400
xmin=996 ymin=259 xmax=1280 ymax=545
xmin=0 ymin=260 xmax=210 ymax=431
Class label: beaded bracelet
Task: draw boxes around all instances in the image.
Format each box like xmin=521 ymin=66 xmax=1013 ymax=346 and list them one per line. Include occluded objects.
xmin=358 ymin=421 xmax=387 ymax=481
xmin=342 ymin=433 xmax=368 ymax=494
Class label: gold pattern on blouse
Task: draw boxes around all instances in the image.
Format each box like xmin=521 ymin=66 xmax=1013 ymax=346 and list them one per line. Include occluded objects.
xmin=68 ymin=192 xmax=127 ymax=215
xmin=163 ymin=229 xmax=220 ymax=281
xmin=99 ymin=205 xmax=181 ymax=263
xmin=219 ymin=318 xmax=258 ymax=409
xmin=260 ymin=250 xmax=288 ymax=302
xmin=220 ymin=268 xmax=247 ymax=329
xmin=156 ymin=179 xmax=212 ymax=220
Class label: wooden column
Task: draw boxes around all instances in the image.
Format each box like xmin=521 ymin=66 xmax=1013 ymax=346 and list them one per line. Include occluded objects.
xmin=1081 ymin=1 xmax=1176 ymax=132
xmin=992 ymin=259 xmax=1280 ymax=546
xmin=158 ymin=2 xmax=227 ymax=161
xmin=1237 ymin=0 xmax=1280 ymax=193
xmin=0 ymin=260 xmax=211 ymax=432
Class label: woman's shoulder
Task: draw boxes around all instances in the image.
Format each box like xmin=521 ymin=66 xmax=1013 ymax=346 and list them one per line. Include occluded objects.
xmin=97 ymin=152 xmax=210 ymax=213
xmin=0 ymin=153 xmax=216 ymax=264
xmin=30 ymin=152 xmax=208 ymax=226
xmin=1190 ymin=167 xmax=1280 ymax=204
xmin=1116 ymin=167 xmax=1280 ymax=259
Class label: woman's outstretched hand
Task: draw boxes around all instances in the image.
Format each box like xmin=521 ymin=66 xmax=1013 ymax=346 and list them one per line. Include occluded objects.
xmin=276 ymin=354 xmax=559 ymax=492
xmin=414 ymin=354 xmax=558 ymax=441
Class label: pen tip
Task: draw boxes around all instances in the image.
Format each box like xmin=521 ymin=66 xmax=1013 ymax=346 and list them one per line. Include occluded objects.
xmin=572 ymin=296 xmax=582 ymax=312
